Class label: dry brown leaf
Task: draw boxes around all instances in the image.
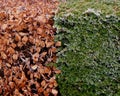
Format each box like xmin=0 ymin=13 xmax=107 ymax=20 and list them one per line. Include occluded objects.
xmin=46 ymin=41 xmax=54 ymax=48
xmin=38 ymin=87 xmax=44 ymax=93
xmin=40 ymin=68 xmax=45 ymax=74
xmin=37 ymin=15 xmax=47 ymax=24
xmin=43 ymin=90 xmax=49 ymax=96
xmin=13 ymin=54 xmax=18 ymax=60
xmin=54 ymin=69 xmax=61 ymax=74
xmin=40 ymin=41 xmax=45 ymax=48
xmin=46 ymin=88 xmax=51 ymax=93
xmin=37 ymin=28 xmax=43 ymax=35
xmin=6 ymin=63 xmax=11 ymax=68
xmin=34 ymin=72 xmax=40 ymax=78
xmin=1 ymin=52 xmax=7 ymax=59
xmin=9 ymin=82 xmax=15 ymax=89
xmin=41 ymin=80 xmax=46 ymax=87
xmin=41 ymin=52 xmax=47 ymax=57
xmin=17 ymin=41 xmax=23 ymax=47
xmin=55 ymin=41 xmax=61 ymax=47
xmin=15 ymin=34 xmax=21 ymax=41
xmin=7 ymin=47 xmax=15 ymax=54
xmin=22 ymin=36 xmax=28 ymax=44
xmin=11 ymin=43 xmax=16 ymax=48
xmin=31 ymin=65 xmax=38 ymax=70
xmin=52 ymin=89 xmax=58 ymax=95
xmin=36 ymin=47 xmax=41 ymax=53
xmin=48 ymin=83 xmax=54 ymax=88
xmin=32 ymin=53 xmax=39 ymax=62
xmin=1 ymin=24 xmax=7 ymax=30
xmin=44 ymin=67 xmax=50 ymax=74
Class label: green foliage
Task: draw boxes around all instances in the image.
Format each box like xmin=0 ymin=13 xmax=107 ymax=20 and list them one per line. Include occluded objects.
xmin=55 ymin=0 xmax=120 ymax=96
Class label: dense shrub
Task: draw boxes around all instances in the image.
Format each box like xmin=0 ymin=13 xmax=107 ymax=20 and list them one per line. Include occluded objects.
xmin=55 ymin=1 xmax=120 ymax=96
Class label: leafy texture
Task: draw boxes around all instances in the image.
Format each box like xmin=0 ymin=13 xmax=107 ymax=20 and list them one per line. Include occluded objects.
xmin=55 ymin=0 xmax=120 ymax=96
xmin=0 ymin=0 xmax=60 ymax=96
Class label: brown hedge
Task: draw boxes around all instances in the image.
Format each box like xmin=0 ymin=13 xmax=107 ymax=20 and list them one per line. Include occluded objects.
xmin=0 ymin=0 xmax=61 ymax=96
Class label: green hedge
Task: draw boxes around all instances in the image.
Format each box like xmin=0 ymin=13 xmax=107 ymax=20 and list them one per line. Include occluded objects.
xmin=55 ymin=0 xmax=120 ymax=96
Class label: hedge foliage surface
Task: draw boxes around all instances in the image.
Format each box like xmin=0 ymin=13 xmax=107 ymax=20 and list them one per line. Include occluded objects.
xmin=55 ymin=0 xmax=120 ymax=96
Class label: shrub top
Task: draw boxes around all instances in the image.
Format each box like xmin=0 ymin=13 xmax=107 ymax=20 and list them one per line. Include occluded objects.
xmin=57 ymin=0 xmax=120 ymax=17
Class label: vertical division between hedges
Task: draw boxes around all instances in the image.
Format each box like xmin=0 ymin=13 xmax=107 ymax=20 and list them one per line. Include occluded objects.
xmin=0 ymin=0 xmax=61 ymax=96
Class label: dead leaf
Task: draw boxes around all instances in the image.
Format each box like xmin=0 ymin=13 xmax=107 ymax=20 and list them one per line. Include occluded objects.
xmin=13 ymin=54 xmax=18 ymax=60
xmin=52 ymin=89 xmax=58 ymax=95
xmin=22 ymin=36 xmax=28 ymax=44
xmin=32 ymin=53 xmax=39 ymax=62
xmin=41 ymin=80 xmax=46 ymax=87
xmin=46 ymin=41 xmax=54 ymax=48
xmin=55 ymin=41 xmax=61 ymax=47
xmin=38 ymin=87 xmax=44 ymax=93
xmin=9 ymin=82 xmax=15 ymax=89
xmin=31 ymin=65 xmax=38 ymax=70
xmin=1 ymin=52 xmax=7 ymax=59
xmin=7 ymin=47 xmax=15 ymax=54
xmin=1 ymin=24 xmax=7 ymax=30
xmin=15 ymin=34 xmax=21 ymax=41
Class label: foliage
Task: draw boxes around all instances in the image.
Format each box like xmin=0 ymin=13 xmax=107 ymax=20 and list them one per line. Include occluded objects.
xmin=0 ymin=0 xmax=60 ymax=95
xmin=55 ymin=0 xmax=120 ymax=96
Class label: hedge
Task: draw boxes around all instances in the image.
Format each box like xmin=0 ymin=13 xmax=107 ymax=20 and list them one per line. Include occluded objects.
xmin=54 ymin=0 xmax=120 ymax=96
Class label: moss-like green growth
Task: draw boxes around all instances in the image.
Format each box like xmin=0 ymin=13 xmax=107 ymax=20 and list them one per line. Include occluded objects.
xmin=55 ymin=0 xmax=120 ymax=96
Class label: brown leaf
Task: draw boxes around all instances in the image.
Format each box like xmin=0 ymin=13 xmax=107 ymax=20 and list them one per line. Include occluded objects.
xmin=7 ymin=47 xmax=15 ymax=54
xmin=55 ymin=41 xmax=61 ymax=47
xmin=22 ymin=36 xmax=28 ymax=44
xmin=46 ymin=41 xmax=54 ymax=48
xmin=13 ymin=54 xmax=18 ymax=60
xmin=41 ymin=80 xmax=46 ymax=87
xmin=43 ymin=90 xmax=49 ymax=96
xmin=36 ymin=47 xmax=41 ymax=53
xmin=34 ymin=72 xmax=40 ymax=79
xmin=6 ymin=63 xmax=11 ymax=68
xmin=40 ymin=68 xmax=45 ymax=74
xmin=15 ymin=34 xmax=21 ymax=42
xmin=44 ymin=67 xmax=50 ymax=74
xmin=32 ymin=53 xmax=39 ymax=62
xmin=38 ymin=87 xmax=44 ymax=93
xmin=1 ymin=52 xmax=7 ymax=59
xmin=54 ymin=69 xmax=61 ymax=74
xmin=11 ymin=43 xmax=16 ymax=48
xmin=41 ymin=52 xmax=47 ymax=57
xmin=46 ymin=88 xmax=51 ymax=93
xmin=37 ymin=28 xmax=43 ymax=35
xmin=9 ymin=82 xmax=15 ymax=89
xmin=17 ymin=41 xmax=23 ymax=47
xmin=37 ymin=15 xmax=47 ymax=24
xmin=1 ymin=24 xmax=7 ymax=30
xmin=52 ymin=89 xmax=58 ymax=95
xmin=31 ymin=65 xmax=38 ymax=70
xmin=40 ymin=41 xmax=45 ymax=48
xmin=48 ymin=83 xmax=54 ymax=88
